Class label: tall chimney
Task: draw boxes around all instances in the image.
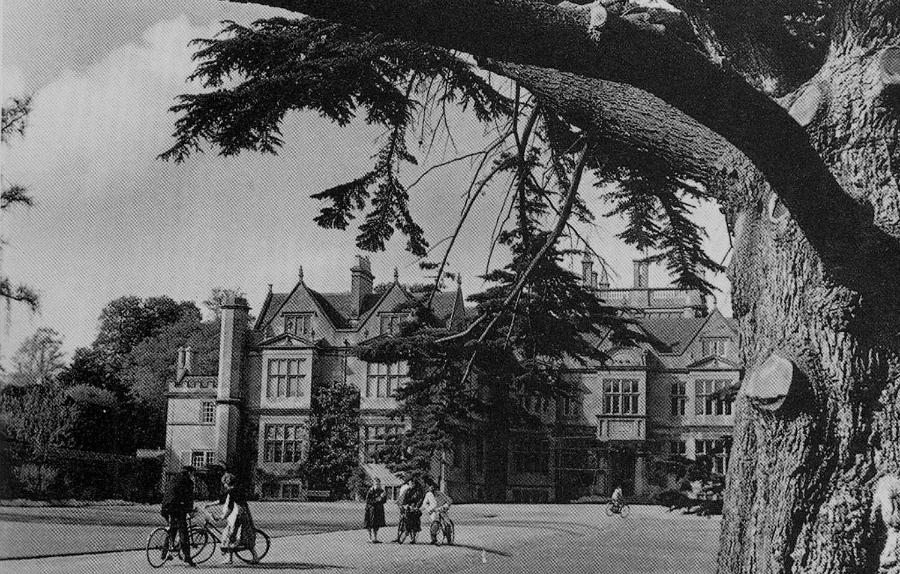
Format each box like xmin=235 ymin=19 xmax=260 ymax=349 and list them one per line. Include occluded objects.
xmin=183 ymin=346 xmax=194 ymax=376
xmin=581 ymin=251 xmax=594 ymax=288
xmin=216 ymin=295 xmax=249 ymax=469
xmin=633 ymin=259 xmax=650 ymax=288
xmin=597 ymin=265 xmax=610 ymax=290
xmin=350 ymin=255 xmax=374 ymax=318
xmin=176 ymin=347 xmax=186 ymax=381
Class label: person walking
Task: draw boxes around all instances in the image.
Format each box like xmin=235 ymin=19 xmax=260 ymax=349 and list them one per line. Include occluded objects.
xmin=364 ymin=478 xmax=388 ymax=543
xmin=160 ymin=466 xmax=197 ymax=568
xmin=218 ymin=472 xmax=258 ymax=564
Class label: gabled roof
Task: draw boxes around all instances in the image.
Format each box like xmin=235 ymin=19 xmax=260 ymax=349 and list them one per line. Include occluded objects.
xmin=639 ymin=316 xmax=710 ymax=355
xmin=257 ymin=293 xmax=289 ymax=329
xmin=257 ymin=280 xmax=463 ymax=334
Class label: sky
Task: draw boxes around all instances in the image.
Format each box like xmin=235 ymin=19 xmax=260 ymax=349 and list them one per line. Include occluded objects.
xmin=0 ymin=0 xmax=732 ymax=366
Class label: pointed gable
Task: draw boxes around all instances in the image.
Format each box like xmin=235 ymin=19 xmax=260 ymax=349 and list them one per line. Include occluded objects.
xmin=357 ymin=282 xmax=415 ymax=333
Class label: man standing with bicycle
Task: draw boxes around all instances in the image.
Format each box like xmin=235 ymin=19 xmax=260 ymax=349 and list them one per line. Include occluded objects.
xmin=161 ymin=466 xmax=197 ymax=568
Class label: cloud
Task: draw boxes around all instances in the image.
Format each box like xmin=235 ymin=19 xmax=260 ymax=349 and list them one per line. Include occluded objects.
xmin=4 ymin=16 xmax=218 ymax=198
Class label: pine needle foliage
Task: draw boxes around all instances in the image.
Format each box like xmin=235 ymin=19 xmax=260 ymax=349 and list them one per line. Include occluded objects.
xmin=599 ymin=165 xmax=724 ymax=295
xmin=160 ymin=17 xmax=510 ymax=256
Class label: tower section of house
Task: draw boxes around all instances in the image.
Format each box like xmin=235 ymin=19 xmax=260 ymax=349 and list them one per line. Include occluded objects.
xmin=164 ymin=347 xmax=219 ymax=473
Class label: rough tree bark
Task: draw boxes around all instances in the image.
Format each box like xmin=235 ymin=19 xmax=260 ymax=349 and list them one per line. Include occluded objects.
xmin=206 ymin=1 xmax=900 ymax=571
xmin=719 ymin=4 xmax=900 ymax=572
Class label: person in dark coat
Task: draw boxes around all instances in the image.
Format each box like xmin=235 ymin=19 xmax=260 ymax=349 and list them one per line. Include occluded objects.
xmin=364 ymin=478 xmax=388 ymax=543
xmin=160 ymin=466 xmax=196 ymax=567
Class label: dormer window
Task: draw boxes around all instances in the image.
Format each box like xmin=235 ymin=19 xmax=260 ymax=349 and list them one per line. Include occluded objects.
xmin=701 ymin=337 xmax=729 ymax=356
xmin=380 ymin=314 xmax=404 ymax=335
xmin=284 ymin=313 xmax=313 ymax=337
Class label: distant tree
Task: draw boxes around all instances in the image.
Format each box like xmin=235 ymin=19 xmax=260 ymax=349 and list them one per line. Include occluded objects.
xmin=94 ymin=296 xmax=198 ymax=356
xmin=305 ymin=378 xmax=361 ymax=498
xmin=0 ymin=96 xmax=38 ymax=311
xmin=58 ymin=347 xmax=126 ymax=396
xmin=10 ymin=328 xmax=65 ymax=386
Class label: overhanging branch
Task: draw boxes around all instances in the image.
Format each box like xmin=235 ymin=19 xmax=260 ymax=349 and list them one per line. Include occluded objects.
xmin=216 ymin=0 xmax=900 ymax=293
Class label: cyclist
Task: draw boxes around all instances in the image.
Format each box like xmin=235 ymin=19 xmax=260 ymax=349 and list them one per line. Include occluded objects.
xmin=420 ymin=481 xmax=453 ymax=545
xmin=611 ymin=484 xmax=625 ymax=513
xmin=160 ymin=466 xmax=197 ymax=568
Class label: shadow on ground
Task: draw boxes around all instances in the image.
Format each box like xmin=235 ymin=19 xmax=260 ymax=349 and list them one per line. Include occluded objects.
xmin=240 ymin=562 xmax=348 ymax=570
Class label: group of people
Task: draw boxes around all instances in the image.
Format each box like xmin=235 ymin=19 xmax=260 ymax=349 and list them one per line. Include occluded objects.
xmin=159 ymin=466 xmax=258 ymax=567
xmin=363 ymin=476 xmax=453 ymax=545
xmin=161 ymin=466 xmax=453 ymax=568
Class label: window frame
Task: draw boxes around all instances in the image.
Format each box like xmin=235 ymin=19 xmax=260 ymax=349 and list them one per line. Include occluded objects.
xmin=263 ymin=423 xmax=305 ymax=463
xmin=695 ymin=379 xmax=733 ymax=416
xmin=379 ymin=313 xmax=404 ymax=335
xmin=701 ymin=337 xmax=729 ymax=357
xmin=266 ymin=358 xmax=306 ymax=399
xmin=365 ymin=362 xmax=406 ymax=398
xmin=670 ymin=381 xmax=687 ymax=417
xmin=602 ymin=378 xmax=640 ymax=415
xmin=199 ymin=401 xmax=216 ymax=424
xmin=283 ymin=313 xmax=313 ymax=337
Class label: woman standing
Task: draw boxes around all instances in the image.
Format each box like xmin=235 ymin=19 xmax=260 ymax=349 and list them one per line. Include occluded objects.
xmin=364 ymin=478 xmax=387 ymax=543
xmin=219 ymin=473 xmax=258 ymax=564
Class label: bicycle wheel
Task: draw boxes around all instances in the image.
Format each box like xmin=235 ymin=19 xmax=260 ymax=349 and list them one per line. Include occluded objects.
xmin=397 ymin=519 xmax=408 ymax=543
xmin=146 ymin=527 xmax=170 ymax=568
xmin=619 ymin=504 xmax=631 ymax=518
xmin=443 ymin=519 xmax=454 ymax=545
xmin=189 ymin=527 xmax=215 ymax=564
xmin=236 ymin=528 xmax=271 ymax=563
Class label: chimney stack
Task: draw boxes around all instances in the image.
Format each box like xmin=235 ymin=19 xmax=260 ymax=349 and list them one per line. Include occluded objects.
xmin=581 ymin=250 xmax=594 ymax=288
xmin=597 ymin=265 xmax=610 ymax=290
xmin=176 ymin=347 xmax=186 ymax=380
xmin=592 ymin=271 xmax=598 ymax=289
xmin=183 ymin=346 xmax=194 ymax=376
xmin=216 ymin=294 xmax=249 ymax=468
xmin=633 ymin=259 xmax=650 ymax=288
xmin=350 ymin=255 xmax=374 ymax=318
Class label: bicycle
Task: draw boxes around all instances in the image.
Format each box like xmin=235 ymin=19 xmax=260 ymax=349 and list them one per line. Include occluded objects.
xmin=190 ymin=504 xmax=271 ymax=564
xmin=429 ymin=506 xmax=454 ymax=545
xmin=396 ymin=505 xmax=421 ymax=544
xmin=145 ymin=505 xmax=270 ymax=567
xmin=145 ymin=511 xmax=206 ymax=568
xmin=605 ymin=500 xmax=631 ymax=518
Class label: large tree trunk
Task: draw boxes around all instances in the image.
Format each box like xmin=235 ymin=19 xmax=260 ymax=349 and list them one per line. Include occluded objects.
xmin=718 ymin=6 xmax=900 ymax=572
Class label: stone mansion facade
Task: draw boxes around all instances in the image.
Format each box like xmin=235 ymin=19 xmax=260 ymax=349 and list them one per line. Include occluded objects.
xmin=164 ymin=255 xmax=740 ymax=502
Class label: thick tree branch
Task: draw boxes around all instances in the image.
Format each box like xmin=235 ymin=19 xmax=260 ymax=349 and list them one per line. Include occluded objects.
xmin=219 ymin=0 xmax=900 ymax=293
